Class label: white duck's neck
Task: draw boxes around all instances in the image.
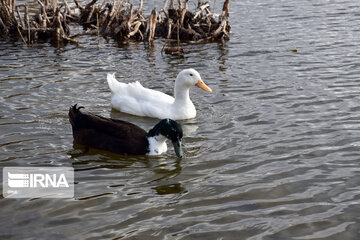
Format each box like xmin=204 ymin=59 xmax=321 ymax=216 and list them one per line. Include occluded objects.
xmin=174 ymin=81 xmax=191 ymax=105
xmin=147 ymin=135 xmax=168 ymax=155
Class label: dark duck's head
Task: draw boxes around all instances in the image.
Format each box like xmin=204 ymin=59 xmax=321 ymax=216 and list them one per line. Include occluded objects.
xmin=147 ymin=119 xmax=183 ymax=158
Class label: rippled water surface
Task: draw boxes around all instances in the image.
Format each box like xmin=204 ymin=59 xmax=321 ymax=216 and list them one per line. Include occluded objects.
xmin=1 ymin=0 xmax=360 ymax=239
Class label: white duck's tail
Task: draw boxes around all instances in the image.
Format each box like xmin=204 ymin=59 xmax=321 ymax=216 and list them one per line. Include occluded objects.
xmin=107 ymin=73 xmax=123 ymax=94
xmin=107 ymin=73 xmax=117 ymax=94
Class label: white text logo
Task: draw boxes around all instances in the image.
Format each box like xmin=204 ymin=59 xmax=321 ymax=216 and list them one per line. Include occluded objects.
xmin=3 ymin=167 xmax=74 ymax=198
xmin=8 ymin=172 xmax=69 ymax=188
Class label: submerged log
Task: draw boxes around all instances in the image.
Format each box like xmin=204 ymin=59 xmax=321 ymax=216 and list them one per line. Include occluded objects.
xmin=0 ymin=0 xmax=231 ymax=45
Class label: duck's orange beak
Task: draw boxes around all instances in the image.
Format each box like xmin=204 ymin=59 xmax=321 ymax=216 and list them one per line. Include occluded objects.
xmin=195 ymin=79 xmax=212 ymax=92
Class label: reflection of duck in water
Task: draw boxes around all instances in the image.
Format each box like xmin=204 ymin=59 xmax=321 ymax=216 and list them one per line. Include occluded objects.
xmin=69 ymin=105 xmax=183 ymax=158
xmin=107 ymin=69 xmax=212 ymax=120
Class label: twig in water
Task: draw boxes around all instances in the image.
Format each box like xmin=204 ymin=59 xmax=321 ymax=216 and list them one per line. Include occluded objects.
xmin=17 ymin=26 xmax=27 ymax=44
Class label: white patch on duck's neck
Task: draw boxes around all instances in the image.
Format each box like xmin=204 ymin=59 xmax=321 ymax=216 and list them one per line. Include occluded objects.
xmin=147 ymin=134 xmax=168 ymax=155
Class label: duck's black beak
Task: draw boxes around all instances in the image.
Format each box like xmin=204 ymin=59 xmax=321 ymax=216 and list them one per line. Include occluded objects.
xmin=172 ymin=140 xmax=183 ymax=158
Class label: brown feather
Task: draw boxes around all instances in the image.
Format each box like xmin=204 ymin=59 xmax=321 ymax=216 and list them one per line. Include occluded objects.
xmin=69 ymin=105 xmax=148 ymax=155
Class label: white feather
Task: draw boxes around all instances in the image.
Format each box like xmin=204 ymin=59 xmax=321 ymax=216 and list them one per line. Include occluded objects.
xmin=147 ymin=135 xmax=168 ymax=155
xmin=107 ymin=69 xmax=209 ymax=120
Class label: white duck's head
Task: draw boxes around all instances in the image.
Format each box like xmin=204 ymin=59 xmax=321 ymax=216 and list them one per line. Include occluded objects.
xmin=175 ymin=69 xmax=212 ymax=93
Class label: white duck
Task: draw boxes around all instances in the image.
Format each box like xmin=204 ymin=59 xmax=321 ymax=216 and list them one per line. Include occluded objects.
xmin=107 ymin=69 xmax=212 ymax=120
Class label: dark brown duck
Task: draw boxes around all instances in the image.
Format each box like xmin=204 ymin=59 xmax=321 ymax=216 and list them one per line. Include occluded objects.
xmin=69 ymin=105 xmax=183 ymax=157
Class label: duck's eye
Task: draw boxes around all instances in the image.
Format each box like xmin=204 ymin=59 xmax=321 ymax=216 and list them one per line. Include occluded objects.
xmin=190 ymin=73 xmax=193 ymax=76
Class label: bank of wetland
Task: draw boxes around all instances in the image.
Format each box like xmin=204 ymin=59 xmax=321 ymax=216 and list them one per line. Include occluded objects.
xmin=0 ymin=0 xmax=230 ymax=47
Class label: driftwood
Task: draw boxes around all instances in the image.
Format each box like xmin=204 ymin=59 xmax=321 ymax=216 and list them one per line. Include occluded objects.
xmin=0 ymin=0 xmax=230 ymax=45
xmin=0 ymin=0 xmax=78 ymax=43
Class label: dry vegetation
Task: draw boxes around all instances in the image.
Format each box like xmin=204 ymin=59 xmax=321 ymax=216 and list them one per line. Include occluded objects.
xmin=0 ymin=0 xmax=230 ymax=45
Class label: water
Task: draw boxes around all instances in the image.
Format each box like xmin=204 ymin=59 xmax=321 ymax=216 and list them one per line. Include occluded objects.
xmin=1 ymin=0 xmax=360 ymax=239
